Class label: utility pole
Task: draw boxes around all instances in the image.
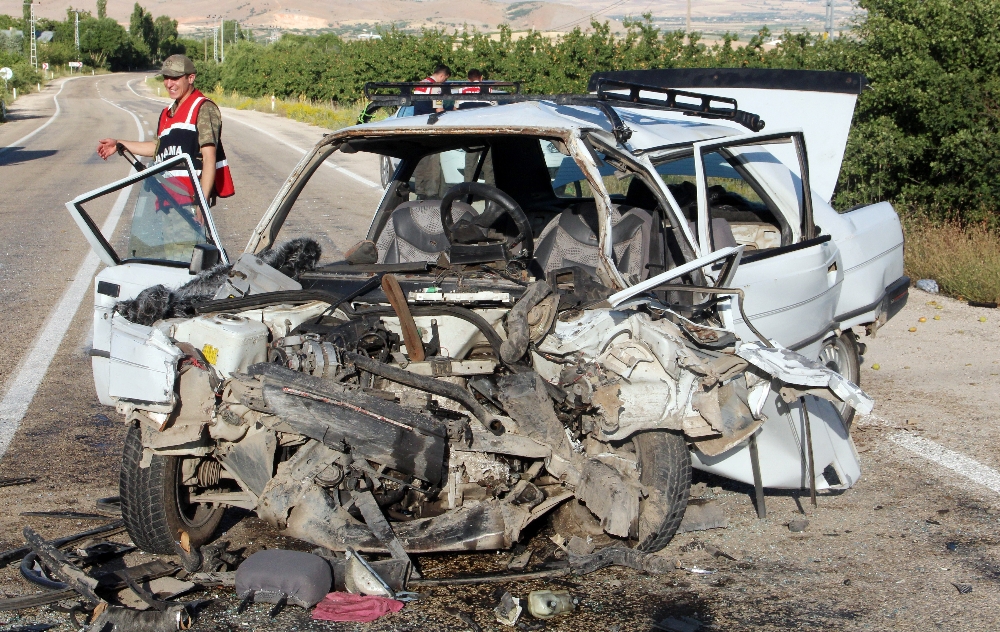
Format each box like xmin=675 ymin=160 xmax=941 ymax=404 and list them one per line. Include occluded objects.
xmin=686 ymin=0 xmax=691 ymax=40
xmin=26 ymin=1 xmax=37 ymax=69
xmin=220 ymin=18 xmax=224 ymax=63
xmin=73 ymin=10 xmax=80 ymax=52
xmin=825 ymin=0 xmax=834 ymax=39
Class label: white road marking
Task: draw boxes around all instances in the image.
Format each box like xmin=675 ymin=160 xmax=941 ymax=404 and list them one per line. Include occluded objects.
xmin=859 ymin=413 xmax=1000 ymax=496
xmin=125 ymin=77 xmax=381 ymax=189
xmin=888 ymin=432 xmax=1000 ymax=495
xmin=0 ymin=84 xmax=144 ymax=460
xmin=0 ymin=77 xmax=77 ymax=157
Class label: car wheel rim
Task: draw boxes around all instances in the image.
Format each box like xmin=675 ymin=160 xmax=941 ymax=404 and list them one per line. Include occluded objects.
xmin=820 ymin=337 xmax=853 ymax=417
xmin=380 ymin=157 xmax=392 ymax=187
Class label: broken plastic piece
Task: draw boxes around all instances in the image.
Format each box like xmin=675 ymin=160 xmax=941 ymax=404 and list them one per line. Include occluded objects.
xmin=88 ymin=601 xmax=193 ymax=631
xmin=681 ymin=566 xmax=716 ymax=575
xmin=527 ymin=590 xmax=574 ymax=619
xmin=915 ymin=279 xmax=939 ymax=294
xmin=22 ymin=526 xmax=101 ymax=604
xmin=345 ymin=547 xmax=394 ymax=598
xmin=507 ymin=548 xmax=532 ymax=571
xmin=117 ymin=577 xmax=195 ymax=611
xmin=494 ymin=591 xmax=522 ymax=627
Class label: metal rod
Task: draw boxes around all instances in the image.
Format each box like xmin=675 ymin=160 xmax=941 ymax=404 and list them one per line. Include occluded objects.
xmin=749 ymin=432 xmax=766 ymax=519
xmin=381 ymin=274 xmax=425 ymax=362
xmin=801 ymin=396 xmax=818 ymax=507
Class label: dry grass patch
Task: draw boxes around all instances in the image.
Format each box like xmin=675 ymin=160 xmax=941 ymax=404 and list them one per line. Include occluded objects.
xmin=209 ymin=91 xmax=364 ymax=131
xmin=903 ymin=218 xmax=1000 ymax=303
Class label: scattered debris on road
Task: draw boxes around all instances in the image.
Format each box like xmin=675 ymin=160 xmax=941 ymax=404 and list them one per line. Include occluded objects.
xmin=494 ymin=590 xmax=523 ymax=626
xmin=0 ymin=477 xmax=36 ymax=488
xmin=527 ymin=589 xmax=575 ymax=619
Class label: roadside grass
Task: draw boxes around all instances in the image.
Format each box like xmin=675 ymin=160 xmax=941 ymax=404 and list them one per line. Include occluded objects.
xmin=903 ymin=217 xmax=1000 ymax=303
xmin=145 ymin=77 xmax=364 ymax=131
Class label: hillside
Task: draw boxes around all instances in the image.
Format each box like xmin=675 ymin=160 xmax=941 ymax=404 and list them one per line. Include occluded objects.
xmin=3 ymin=0 xmax=852 ymax=36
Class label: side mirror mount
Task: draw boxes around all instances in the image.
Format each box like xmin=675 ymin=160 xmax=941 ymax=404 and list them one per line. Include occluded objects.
xmin=190 ymin=243 xmax=221 ymax=275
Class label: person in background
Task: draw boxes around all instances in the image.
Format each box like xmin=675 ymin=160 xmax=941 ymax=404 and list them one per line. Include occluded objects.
xmin=458 ymin=69 xmax=491 ymax=110
xmin=413 ymin=64 xmax=451 ymax=116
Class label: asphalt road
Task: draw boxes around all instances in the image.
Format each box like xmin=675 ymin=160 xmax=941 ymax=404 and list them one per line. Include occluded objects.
xmin=0 ymin=74 xmax=999 ymax=632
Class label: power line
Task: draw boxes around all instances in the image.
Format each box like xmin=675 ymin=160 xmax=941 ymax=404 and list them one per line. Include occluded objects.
xmin=548 ymin=0 xmax=630 ymax=33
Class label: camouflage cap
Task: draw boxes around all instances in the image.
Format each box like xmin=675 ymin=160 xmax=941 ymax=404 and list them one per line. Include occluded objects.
xmin=161 ymin=54 xmax=196 ymax=78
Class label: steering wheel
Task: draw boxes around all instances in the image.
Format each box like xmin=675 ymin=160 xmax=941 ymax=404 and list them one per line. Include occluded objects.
xmin=440 ymin=182 xmax=534 ymax=264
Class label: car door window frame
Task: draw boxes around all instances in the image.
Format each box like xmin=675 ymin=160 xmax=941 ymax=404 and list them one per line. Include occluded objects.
xmin=692 ymin=130 xmax=814 ymax=259
xmin=586 ymin=132 xmax=703 ymax=280
xmin=67 ymin=154 xmax=227 ymax=268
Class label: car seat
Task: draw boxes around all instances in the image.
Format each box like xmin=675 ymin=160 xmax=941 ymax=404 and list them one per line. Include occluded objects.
xmin=375 ymin=200 xmax=477 ymax=263
xmin=533 ymin=200 xmax=652 ymax=283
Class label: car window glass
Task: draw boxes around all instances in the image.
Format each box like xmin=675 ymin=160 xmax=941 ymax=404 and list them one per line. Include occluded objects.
xmin=83 ymin=162 xmax=211 ymax=264
xmin=727 ymin=144 xmax=804 ymax=221
xmin=700 ymin=146 xmax=797 ymax=251
xmin=653 ymin=155 xmax=698 ymax=220
xmin=546 ymin=142 xmax=632 ymax=198
xmin=409 ymin=148 xmax=494 ymax=200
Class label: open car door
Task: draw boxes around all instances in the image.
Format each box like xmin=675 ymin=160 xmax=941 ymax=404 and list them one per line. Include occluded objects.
xmin=690 ymin=131 xmax=843 ymax=356
xmin=66 ymin=154 xmax=228 ymax=404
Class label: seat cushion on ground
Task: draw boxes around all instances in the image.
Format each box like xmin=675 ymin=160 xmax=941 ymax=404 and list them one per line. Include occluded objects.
xmin=235 ymin=549 xmax=333 ymax=608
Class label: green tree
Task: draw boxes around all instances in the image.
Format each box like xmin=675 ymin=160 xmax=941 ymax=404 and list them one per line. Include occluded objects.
xmin=129 ymin=3 xmax=156 ymax=64
xmin=22 ymin=0 xmax=31 ymax=57
xmin=837 ymin=0 xmax=1000 ymax=220
xmin=80 ymin=16 xmax=129 ymax=68
xmin=97 ymin=0 xmax=107 ymax=19
xmin=153 ymin=15 xmax=180 ymax=60
xmin=0 ymin=14 xmax=19 ymax=30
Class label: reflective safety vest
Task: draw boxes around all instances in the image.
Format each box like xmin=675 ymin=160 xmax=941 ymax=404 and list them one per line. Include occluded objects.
xmin=155 ymin=89 xmax=235 ymax=199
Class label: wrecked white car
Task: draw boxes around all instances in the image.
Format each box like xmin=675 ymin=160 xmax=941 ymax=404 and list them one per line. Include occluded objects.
xmin=67 ymin=69 xmax=898 ymax=558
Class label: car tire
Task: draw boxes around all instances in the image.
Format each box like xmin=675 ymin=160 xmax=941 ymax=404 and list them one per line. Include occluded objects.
xmin=120 ymin=424 xmax=224 ymax=554
xmin=633 ymin=429 xmax=691 ymax=553
xmin=379 ymin=155 xmax=394 ymax=189
xmin=818 ymin=330 xmax=861 ymax=429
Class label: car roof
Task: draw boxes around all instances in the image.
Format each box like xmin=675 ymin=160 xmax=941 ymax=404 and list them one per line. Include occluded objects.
xmin=351 ymin=100 xmax=741 ymax=151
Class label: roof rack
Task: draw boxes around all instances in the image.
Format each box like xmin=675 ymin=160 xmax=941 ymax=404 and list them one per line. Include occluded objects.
xmin=593 ymin=79 xmax=765 ymax=133
xmin=359 ymin=79 xmax=765 ymax=144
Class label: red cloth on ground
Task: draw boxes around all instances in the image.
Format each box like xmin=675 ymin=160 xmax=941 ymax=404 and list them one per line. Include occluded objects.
xmin=312 ymin=592 xmax=405 ymax=623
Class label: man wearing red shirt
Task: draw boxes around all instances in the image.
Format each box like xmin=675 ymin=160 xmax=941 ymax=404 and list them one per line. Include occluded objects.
xmin=96 ymin=55 xmax=234 ymax=205
xmin=413 ymin=64 xmax=451 ymax=116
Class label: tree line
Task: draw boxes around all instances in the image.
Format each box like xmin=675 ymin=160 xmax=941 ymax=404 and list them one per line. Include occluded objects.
xmin=1 ymin=1 xmax=183 ymax=76
xmin=189 ymin=0 xmax=1000 ymax=218
xmin=2 ymin=0 xmax=998 ymax=221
